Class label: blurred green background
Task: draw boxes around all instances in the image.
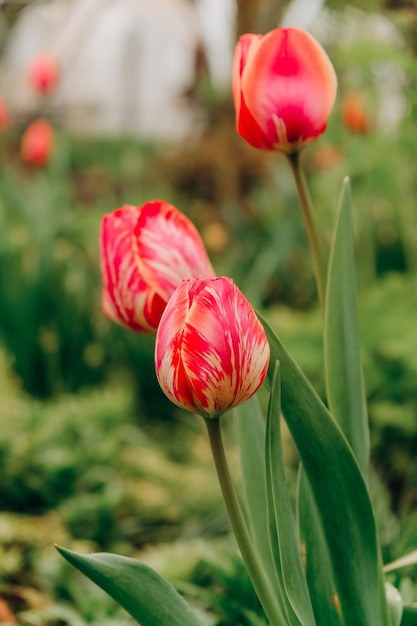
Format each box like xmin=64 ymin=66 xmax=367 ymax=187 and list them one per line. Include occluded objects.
xmin=0 ymin=0 xmax=416 ymax=624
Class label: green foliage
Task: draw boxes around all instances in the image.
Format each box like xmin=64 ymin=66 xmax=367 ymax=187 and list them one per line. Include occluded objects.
xmin=0 ymin=133 xmax=178 ymax=399
xmin=267 ymin=271 xmax=417 ymax=518
xmin=324 ymin=179 xmax=369 ymax=474
xmin=126 ymin=538 xmax=269 ymax=626
xmin=308 ymin=6 xmax=417 ymax=285
xmin=265 ymin=364 xmax=315 ymax=626
xmin=183 ymin=545 xmax=267 ymax=626
xmin=1 ymin=6 xmax=417 ymax=621
xmin=56 ymin=548 xmax=204 ymax=626
xmin=234 ymin=396 xmax=276 ymax=588
xmin=0 ymin=150 xmax=102 ymax=395
xmin=0 ymin=344 xmax=223 ymax=550
xmin=0 ymin=358 xmax=134 ymax=538
xmin=325 ymin=0 xmax=385 ymax=10
xmin=262 ymin=315 xmax=388 ymax=625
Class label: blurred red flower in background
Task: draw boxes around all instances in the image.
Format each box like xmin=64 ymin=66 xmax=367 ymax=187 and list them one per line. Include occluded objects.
xmin=28 ymin=52 xmax=60 ymax=94
xmin=21 ymin=119 xmax=54 ymax=166
xmin=341 ymin=91 xmax=369 ymax=134
xmin=0 ymin=98 xmax=9 ymax=131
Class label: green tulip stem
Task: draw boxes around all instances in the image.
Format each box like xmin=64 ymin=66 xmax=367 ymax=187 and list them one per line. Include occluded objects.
xmin=287 ymin=151 xmax=326 ymax=312
xmin=204 ymin=417 xmax=286 ymax=626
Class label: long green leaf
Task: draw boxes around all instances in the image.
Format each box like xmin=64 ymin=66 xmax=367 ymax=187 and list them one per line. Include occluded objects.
xmin=56 ymin=547 xmax=204 ymax=626
xmin=259 ymin=316 xmax=389 ymax=626
xmin=401 ymin=604 xmax=417 ymax=626
xmin=298 ymin=177 xmax=359 ymax=626
xmin=297 ymin=470 xmax=344 ymax=626
xmin=324 ymin=177 xmax=369 ymax=475
xmin=266 ymin=362 xmax=316 ymax=626
xmin=234 ymin=395 xmax=281 ymax=591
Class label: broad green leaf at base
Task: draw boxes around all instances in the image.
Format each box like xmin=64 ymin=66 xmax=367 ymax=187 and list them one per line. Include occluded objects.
xmin=56 ymin=546 xmax=204 ymax=626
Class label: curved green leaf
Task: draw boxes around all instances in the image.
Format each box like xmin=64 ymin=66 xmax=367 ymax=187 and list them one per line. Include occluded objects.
xmin=297 ymin=470 xmax=344 ymax=626
xmin=259 ymin=315 xmax=389 ymax=626
xmin=56 ymin=546 xmax=204 ymax=626
xmin=266 ymin=362 xmax=316 ymax=626
xmin=234 ymin=396 xmax=281 ymax=591
xmin=324 ymin=176 xmax=369 ymax=475
xmin=401 ymin=604 xmax=417 ymax=626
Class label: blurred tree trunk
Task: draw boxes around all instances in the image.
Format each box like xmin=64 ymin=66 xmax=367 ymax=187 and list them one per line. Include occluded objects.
xmin=0 ymin=0 xmax=32 ymax=52
xmin=256 ymin=0 xmax=284 ymax=32
xmin=384 ymin=0 xmax=415 ymax=7
xmin=236 ymin=0 xmax=284 ymax=36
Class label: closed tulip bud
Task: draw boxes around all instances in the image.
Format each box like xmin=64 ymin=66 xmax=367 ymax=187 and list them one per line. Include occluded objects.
xmin=233 ymin=27 xmax=337 ymax=154
xmin=155 ymin=277 xmax=270 ymax=418
xmin=0 ymin=98 xmax=9 ymax=131
xmin=341 ymin=91 xmax=369 ymax=134
xmin=28 ymin=52 xmax=60 ymax=94
xmin=100 ymin=201 xmax=215 ymax=333
xmin=21 ymin=119 xmax=54 ymax=167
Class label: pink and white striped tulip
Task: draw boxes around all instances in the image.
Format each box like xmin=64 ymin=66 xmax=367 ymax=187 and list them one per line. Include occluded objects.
xmin=155 ymin=277 xmax=270 ymax=418
xmin=233 ymin=27 xmax=337 ymax=154
xmin=100 ymin=201 xmax=215 ymax=333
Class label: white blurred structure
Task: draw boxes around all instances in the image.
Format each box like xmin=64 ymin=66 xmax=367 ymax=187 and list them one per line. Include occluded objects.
xmin=195 ymin=0 xmax=235 ymax=88
xmin=280 ymin=0 xmax=324 ymax=30
xmin=0 ymin=0 xmax=235 ymax=141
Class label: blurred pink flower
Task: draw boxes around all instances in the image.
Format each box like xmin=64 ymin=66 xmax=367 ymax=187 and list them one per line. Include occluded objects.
xmin=28 ymin=52 xmax=60 ymax=94
xmin=233 ymin=27 xmax=337 ymax=154
xmin=100 ymin=201 xmax=215 ymax=333
xmin=21 ymin=119 xmax=54 ymax=166
xmin=0 ymin=98 xmax=9 ymax=131
xmin=155 ymin=277 xmax=270 ymax=418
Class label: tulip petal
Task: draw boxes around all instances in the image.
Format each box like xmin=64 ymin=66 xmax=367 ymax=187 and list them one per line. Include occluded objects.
xmin=241 ymin=28 xmax=337 ymax=152
xmin=155 ymin=278 xmax=270 ymax=418
xmin=100 ymin=201 xmax=215 ymax=334
xmin=233 ymin=35 xmax=273 ymax=150
xmin=135 ymin=201 xmax=215 ymax=301
xmin=182 ymin=278 xmax=269 ymax=416
xmin=154 ymin=280 xmax=199 ymax=412
xmin=100 ymin=206 xmax=165 ymax=332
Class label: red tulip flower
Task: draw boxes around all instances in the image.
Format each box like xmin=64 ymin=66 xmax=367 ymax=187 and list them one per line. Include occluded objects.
xmin=100 ymin=201 xmax=215 ymax=333
xmin=155 ymin=277 xmax=270 ymax=418
xmin=21 ymin=119 xmax=54 ymax=167
xmin=28 ymin=52 xmax=60 ymax=94
xmin=233 ymin=27 xmax=337 ymax=154
xmin=0 ymin=98 xmax=9 ymax=131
